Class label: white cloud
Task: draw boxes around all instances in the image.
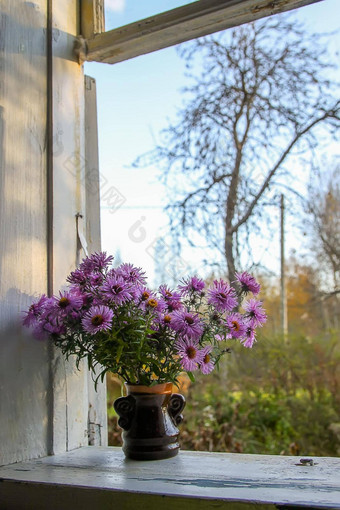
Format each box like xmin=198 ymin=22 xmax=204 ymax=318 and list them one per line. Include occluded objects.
xmin=105 ymin=0 xmax=126 ymax=12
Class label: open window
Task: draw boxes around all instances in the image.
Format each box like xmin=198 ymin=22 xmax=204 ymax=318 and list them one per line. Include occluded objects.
xmin=0 ymin=0 xmax=329 ymax=469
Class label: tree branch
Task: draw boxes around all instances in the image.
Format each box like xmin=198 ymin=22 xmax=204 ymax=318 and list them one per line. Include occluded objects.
xmin=232 ymin=104 xmax=340 ymax=233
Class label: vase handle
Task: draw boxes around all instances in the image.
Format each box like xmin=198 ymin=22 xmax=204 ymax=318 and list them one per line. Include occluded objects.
xmin=114 ymin=395 xmax=135 ymax=431
xmin=168 ymin=393 xmax=186 ymax=425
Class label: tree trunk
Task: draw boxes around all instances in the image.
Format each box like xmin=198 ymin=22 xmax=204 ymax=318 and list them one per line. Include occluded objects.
xmin=225 ymin=230 xmax=236 ymax=284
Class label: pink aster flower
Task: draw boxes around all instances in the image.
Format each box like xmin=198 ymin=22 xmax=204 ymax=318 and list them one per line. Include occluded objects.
xmin=226 ymin=313 xmax=247 ymax=339
xmin=241 ymin=325 xmax=257 ymax=348
xmin=115 ymin=263 xmax=146 ymax=286
xmin=199 ymin=346 xmax=215 ymax=374
xmin=235 ymin=272 xmax=260 ymax=295
xmin=101 ymin=276 xmax=133 ymax=305
xmin=178 ymin=276 xmax=205 ymax=296
xmin=207 ymin=279 xmax=237 ymax=312
xmin=243 ymin=299 xmax=267 ymax=327
xmin=82 ymin=305 xmax=113 ymax=334
xmin=175 ymin=338 xmax=203 ymax=371
xmin=171 ymin=310 xmax=204 ymax=340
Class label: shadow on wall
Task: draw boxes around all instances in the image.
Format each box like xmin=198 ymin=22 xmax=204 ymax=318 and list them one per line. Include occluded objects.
xmin=0 ymin=1 xmax=102 ymax=464
xmin=0 ymin=290 xmax=50 ymax=466
xmin=0 ymin=2 xmax=50 ymax=466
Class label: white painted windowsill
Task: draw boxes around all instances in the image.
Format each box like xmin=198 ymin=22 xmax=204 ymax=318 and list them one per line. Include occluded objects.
xmin=0 ymin=447 xmax=339 ymax=509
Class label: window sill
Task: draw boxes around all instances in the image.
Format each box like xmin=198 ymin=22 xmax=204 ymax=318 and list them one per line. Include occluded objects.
xmin=0 ymin=446 xmax=339 ymax=509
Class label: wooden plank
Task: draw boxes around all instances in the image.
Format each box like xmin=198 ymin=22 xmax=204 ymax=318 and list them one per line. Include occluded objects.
xmin=0 ymin=0 xmax=50 ymax=465
xmin=85 ymin=0 xmax=322 ymax=64
xmin=84 ymin=75 xmax=101 ymax=256
xmin=0 ymin=447 xmax=339 ymax=509
xmin=80 ymin=0 xmax=105 ymax=39
xmin=51 ymin=0 xmax=89 ymax=454
xmin=84 ymin=75 xmax=108 ymax=446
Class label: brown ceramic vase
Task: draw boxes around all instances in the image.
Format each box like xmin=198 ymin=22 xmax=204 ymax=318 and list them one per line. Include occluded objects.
xmin=113 ymin=382 xmax=186 ymax=461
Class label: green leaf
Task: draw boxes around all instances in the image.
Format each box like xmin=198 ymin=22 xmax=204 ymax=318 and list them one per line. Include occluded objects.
xmin=116 ymin=343 xmax=124 ymax=363
xmin=187 ymin=371 xmax=196 ymax=383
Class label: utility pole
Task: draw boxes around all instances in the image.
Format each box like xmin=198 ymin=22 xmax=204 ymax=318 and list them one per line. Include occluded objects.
xmin=280 ymin=194 xmax=288 ymax=338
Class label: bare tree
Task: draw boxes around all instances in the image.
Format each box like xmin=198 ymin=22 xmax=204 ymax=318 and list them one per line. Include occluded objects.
xmin=303 ymin=164 xmax=340 ymax=294
xmin=135 ymin=16 xmax=340 ymax=281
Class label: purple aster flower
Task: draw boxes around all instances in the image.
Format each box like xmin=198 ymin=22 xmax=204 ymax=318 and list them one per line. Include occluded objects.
xmin=207 ymin=279 xmax=237 ymax=312
xmin=135 ymin=287 xmax=163 ymax=308
xmin=170 ymin=310 xmax=204 ymax=340
xmin=115 ymin=263 xmax=146 ymax=286
xmin=150 ymin=298 xmax=167 ymax=313
xmin=32 ymin=306 xmax=65 ymax=340
xmin=43 ymin=317 xmax=65 ymax=336
xmin=175 ymin=338 xmax=203 ymax=371
xmin=166 ymin=300 xmax=183 ymax=312
xmin=149 ymin=312 xmax=173 ymax=331
xmin=88 ymin=272 xmax=104 ymax=287
xmin=159 ymin=285 xmax=181 ymax=302
xmin=235 ymin=272 xmax=260 ymax=295
xmin=241 ymin=325 xmax=257 ymax=348
xmin=178 ymin=276 xmax=205 ymax=296
xmin=226 ymin=313 xmax=247 ymax=339
xmin=101 ymin=276 xmax=133 ymax=305
xmin=158 ymin=285 xmax=183 ymax=312
xmin=68 ymin=309 xmax=83 ymax=322
xmin=22 ymin=294 xmax=50 ymax=327
xmin=243 ymin=299 xmax=267 ymax=327
xmin=55 ymin=291 xmax=83 ymax=313
xmin=82 ymin=305 xmax=113 ymax=335
xmin=67 ymin=268 xmax=87 ymax=286
xmin=135 ymin=286 xmax=152 ymax=302
xmin=214 ymin=333 xmax=226 ymax=342
xmin=140 ymin=296 xmax=167 ymax=314
xmin=160 ymin=313 xmax=173 ymax=327
xmin=79 ymin=252 xmax=113 ymax=273
xmin=79 ymin=292 xmax=94 ymax=308
xmin=199 ymin=346 xmax=215 ymax=374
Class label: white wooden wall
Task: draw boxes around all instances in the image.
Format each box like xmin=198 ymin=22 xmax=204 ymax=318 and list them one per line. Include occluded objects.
xmin=0 ymin=0 xmax=106 ymax=466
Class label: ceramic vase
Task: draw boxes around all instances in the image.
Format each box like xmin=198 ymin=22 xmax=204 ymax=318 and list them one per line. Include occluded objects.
xmin=114 ymin=382 xmax=186 ymax=461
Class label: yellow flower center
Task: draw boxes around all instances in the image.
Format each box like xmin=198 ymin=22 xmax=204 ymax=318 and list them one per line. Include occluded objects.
xmin=91 ymin=314 xmax=103 ymax=326
xmin=186 ymin=346 xmax=196 ymax=359
xmin=147 ymin=299 xmax=158 ymax=308
xmin=142 ymin=291 xmax=150 ymax=301
xmin=164 ymin=315 xmax=171 ymax=323
xmin=59 ymin=297 xmax=70 ymax=308
xmin=204 ymin=354 xmax=210 ymax=364
xmin=232 ymin=320 xmax=240 ymax=331
xmin=185 ymin=315 xmax=194 ymax=325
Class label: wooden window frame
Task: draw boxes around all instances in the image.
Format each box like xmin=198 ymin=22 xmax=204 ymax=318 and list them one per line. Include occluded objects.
xmin=79 ymin=0 xmax=323 ymax=64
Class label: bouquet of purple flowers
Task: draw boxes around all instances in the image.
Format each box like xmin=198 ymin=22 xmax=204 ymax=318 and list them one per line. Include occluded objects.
xmin=23 ymin=252 xmax=266 ymax=386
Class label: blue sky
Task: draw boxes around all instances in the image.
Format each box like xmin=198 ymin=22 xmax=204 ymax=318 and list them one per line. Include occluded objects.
xmin=85 ymin=0 xmax=340 ymax=286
